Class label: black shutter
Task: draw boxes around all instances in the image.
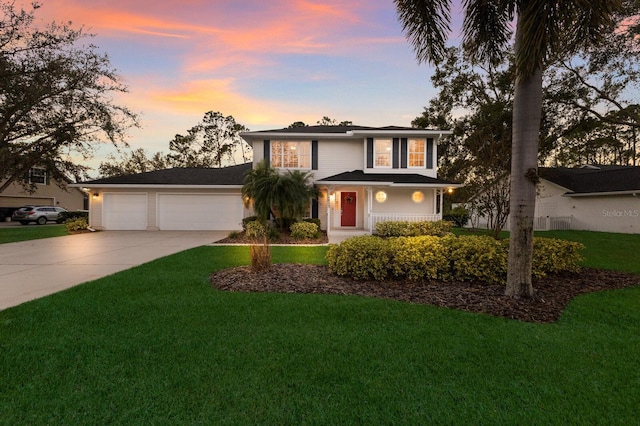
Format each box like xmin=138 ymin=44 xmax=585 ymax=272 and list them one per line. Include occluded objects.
xmin=366 ymin=138 xmax=374 ymax=168
xmin=400 ymin=138 xmax=408 ymax=168
xmin=312 ymin=198 xmax=318 ymax=219
xmin=392 ymin=138 xmax=400 ymax=168
xmin=312 ymin=140 xmax=318 ymax=170
xmin=427 ymin=138 xmax=434 ymax=169
xmin=263 ymin=140 xmax=270 ymax=167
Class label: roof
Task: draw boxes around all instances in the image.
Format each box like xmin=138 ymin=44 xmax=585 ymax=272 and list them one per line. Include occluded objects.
xmin=241 ymin=125 xmax=452 ymax=142
xmin=73 ymin=163 xmax=251 ymax=187
xmin=316 ymin=170 xmax=461 ymax=187
xmin=539 ymin=166 xmax=640 ymax=195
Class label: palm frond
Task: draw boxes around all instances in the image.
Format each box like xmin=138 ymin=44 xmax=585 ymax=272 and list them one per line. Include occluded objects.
xmin=395 ymin=0 xmax=452 ymax=63
xmin=462 ymin=0 xmax=514 ymax=66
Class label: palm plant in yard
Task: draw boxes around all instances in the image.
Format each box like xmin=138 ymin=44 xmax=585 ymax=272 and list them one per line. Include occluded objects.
xmin=242 ymin=160 xmax=317 ymax=230
xmin=395 ymin=0 xmax=622 ymax=298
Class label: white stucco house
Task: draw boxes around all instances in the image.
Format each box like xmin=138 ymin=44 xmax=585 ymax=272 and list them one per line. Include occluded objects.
xmin=72 ymin=125 xmax=460 ymax=235
xmin=535 ymin=165 xmax=640 ymax=234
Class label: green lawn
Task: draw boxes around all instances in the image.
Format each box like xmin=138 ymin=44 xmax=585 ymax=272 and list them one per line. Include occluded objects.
xmin=0 ymin=224 xmax=67 ymax=244
xmin=1 ymin=235 xmax=639 ymax=423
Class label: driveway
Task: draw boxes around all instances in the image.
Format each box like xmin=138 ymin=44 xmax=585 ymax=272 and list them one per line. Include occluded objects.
xmin=0 ymin=230 xmax=227 ymax=310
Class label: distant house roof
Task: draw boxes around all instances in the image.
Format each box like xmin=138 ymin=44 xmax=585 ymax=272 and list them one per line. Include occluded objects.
xmin=539 ymin=165 xmax=640 ymax=196
xmin=241 ymin=125 xmax=452 ymax=143
xmin=316 ymin=170 xmax=461 ymax=187
xmin=72 ymin=163 xmax=251 ymax=188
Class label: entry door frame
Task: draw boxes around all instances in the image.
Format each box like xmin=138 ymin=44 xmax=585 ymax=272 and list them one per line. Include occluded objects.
xmin=340 ymin=191 xmax=357 ymax=227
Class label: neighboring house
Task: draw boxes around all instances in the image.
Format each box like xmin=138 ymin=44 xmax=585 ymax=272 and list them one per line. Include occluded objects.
xmin=72 ymin=125 xmax=460 ymax=233
xmin=0 ymin=167 xmax=86 ymax=221
xmin=536 ymin=165 xmax=640 ymax=234
xmin=467 ymin=165 xmax=640 ymax=234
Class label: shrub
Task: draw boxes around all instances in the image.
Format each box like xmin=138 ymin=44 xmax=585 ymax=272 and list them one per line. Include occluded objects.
xmin=245 ymin=220 xmax=268 ymax=240
xmin=448 ymin=236 xmax=508 ymax=284
xmin=58 ymin=210 xmax=88 ymax=223
xmin=326 ymin=234 xmax=584 ymax=284
xmin=242 ymin=216 xmax=258 ymax=230
xmin=375 ymin=220 xmax=452 ymax=237
xmin=443 ymin=206 xmax=470 ymax=227
xmin=65 ymin=218 xmax=88 ymax=232
xmin=326 ymin=236 xmax=393 ymax=280
xmin=227 ymin=230 xmax=241 ymax=239
xmin=303 ymin=218 xmax=322 ymax=229
xmin=290 ymin=221 xmax=319 ymax=240
xmin=390 ymin=236 xmax=452 ymax=280
xmin=532 ymin=237 xmax=584 ymax=278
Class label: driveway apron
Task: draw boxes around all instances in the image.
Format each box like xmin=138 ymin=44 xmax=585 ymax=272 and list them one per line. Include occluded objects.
xmin=0 ymin=230 xmax=226 ymax=310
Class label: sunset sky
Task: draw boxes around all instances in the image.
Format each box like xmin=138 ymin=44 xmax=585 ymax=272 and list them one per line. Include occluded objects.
xmin=26 ymin=0 xmax=464 ymax=169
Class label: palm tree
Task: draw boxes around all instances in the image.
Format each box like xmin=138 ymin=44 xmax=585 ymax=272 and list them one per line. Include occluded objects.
xmin=395 ymin=0 xmax=621 ymax=298
xmin=242 ymin=161 xmax=318 ymax=229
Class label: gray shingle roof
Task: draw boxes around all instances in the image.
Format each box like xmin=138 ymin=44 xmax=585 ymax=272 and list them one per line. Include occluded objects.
xmin=539 ymin=166 xmax=640 ymax=194
xmin=80 ymin=163 xmax=251 ymax=186
xmin=246 ymin=125 xmax=421 ymax=134
xmin=316 ymin=170 xmax=459 ymax=186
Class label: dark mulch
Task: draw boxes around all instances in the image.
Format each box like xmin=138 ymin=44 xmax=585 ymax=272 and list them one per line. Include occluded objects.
xmin=217 ymin=231 xmax=328 ymax=245
xmin=211 ymin=264 xmax=640 ymax=323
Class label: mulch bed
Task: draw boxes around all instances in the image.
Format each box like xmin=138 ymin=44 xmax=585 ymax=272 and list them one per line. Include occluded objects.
xmin=211 ymin=264 xmax=640 ymax=323
xmin=217 ymin=231 xmax=328 ymax=245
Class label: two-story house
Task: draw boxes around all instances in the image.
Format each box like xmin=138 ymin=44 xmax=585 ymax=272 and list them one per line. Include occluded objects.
xmin=73 ymin=125 xmax=460 ymax=234
xmin=241 ymin=125 xmax=460 ymax=236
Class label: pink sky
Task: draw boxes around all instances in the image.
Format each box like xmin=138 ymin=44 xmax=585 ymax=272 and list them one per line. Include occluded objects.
xmin=27 ymin=0 xmax=465 ymax=170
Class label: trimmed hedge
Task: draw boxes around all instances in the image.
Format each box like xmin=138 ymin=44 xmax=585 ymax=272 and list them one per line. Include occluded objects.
xmin=65 ymin=218 xmax=88 ymax=232
xmin=58 ymin=210 xmax=88 ymax=223
xmin=290 ymin=221 xmax=320 ymax=240
xmin=375 ymin=220 xmax=452 ymax=237
xmin=326 ymin=235 xmax=584 ymax=284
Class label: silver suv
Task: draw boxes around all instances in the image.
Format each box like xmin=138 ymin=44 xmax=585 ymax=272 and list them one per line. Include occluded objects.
xmin=12 ymin=206 xmax=68 ymax=225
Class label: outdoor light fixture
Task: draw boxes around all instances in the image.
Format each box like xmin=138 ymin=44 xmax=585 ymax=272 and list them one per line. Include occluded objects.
xmin=447 ymin=188 xmax=454 ymax=194
xmin=412 ymin=191 xmax=424 ymax=203
xmin=375 ymin=191 xmax=387 ymax=203
xmin=92 ymin=192 xmax=99 ymax=198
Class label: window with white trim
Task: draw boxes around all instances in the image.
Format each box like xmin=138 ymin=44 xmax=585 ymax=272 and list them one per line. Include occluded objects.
xmin=29 ymin=167 xmax=46 ymax=185
xmin=374 ymin=139 xmax=392 ymax=168
xmin=409 ymin=138 xmax=426 ymax=167
xmin=271 ymin=141 xmax=311 ymax=169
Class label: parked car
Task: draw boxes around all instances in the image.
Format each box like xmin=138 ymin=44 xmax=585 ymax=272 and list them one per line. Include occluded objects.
xmin=12 ymin=206 xmax=68 ymax=225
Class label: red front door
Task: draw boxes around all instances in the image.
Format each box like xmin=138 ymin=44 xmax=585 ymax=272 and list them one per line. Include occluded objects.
xmin=340 ymin=192 xmax=357 ymax=227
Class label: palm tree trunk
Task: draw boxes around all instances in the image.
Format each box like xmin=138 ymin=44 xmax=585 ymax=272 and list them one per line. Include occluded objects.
xmin=506 ymin=67 xmax=543 ymax=298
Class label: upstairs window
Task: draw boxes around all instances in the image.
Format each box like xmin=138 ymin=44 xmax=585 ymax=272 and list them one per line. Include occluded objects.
xmin=29 ymin=167 xmax=46 ymax=184
xmin=408 ymin=138 xmax=426 ymax=167
xmin=271 ymin=141 xmax=311 ymax=169
xmin=375 ymin=139 xmax=392 ymax=168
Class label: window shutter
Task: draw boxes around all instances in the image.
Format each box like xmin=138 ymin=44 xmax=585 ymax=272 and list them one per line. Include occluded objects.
xmin=263 ymin=140 xmax=270 ymax=167
xmin=400 ymin=138 xmax=408 ymax=168
xmin=312 ymin=140 xmax=318 ymax=170
xmin=312 ymin=198 xmax=318 ymax=219
xmin=427 ymin=138 xmax=434 ymax=169
xmin=366 ymin=138 xmax=374 ymax=168
xmin=392 ymin=138 xmax=400 ymax=169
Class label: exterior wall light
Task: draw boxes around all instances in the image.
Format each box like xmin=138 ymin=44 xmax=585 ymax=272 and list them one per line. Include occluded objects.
xmin=375 ymin=191 xmax=387 ymax=203
xmin=412 ymin=191 xmax=424 ymax=203
xmin=92 ymin=192 xmax=99 ymax=199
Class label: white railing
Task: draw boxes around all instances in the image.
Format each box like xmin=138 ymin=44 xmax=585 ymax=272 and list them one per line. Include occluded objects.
xmin=533 ymin=216 xmax=573 ymax=231
xmin=371 ymin=213 xmax=441 ymax=229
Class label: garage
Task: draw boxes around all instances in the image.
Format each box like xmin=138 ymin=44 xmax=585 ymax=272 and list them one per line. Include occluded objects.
xmin=103 ymin=193 xmax=147 ymax=230
xmin=157 ymin=193 xmax=243 ymax=230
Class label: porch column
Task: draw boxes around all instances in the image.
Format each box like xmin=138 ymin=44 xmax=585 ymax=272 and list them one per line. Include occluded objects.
xmin=366 ymin=187 xmax=373 ymax=231
xmin=433 ymin=189 xmax=439 ymax=219
xmin=326 ymin=186 xmax=334 ymax=237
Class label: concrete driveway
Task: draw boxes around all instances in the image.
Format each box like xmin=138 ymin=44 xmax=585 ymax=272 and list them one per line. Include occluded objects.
xmin=0 ymin=230 xmax=227 ymax=310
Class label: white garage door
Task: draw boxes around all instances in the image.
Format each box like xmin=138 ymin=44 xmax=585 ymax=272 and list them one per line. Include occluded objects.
xmin=157 ymin=194 xmax=243 ymax=230
xmin=103 ymin=193 xmax=147 ymax=230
